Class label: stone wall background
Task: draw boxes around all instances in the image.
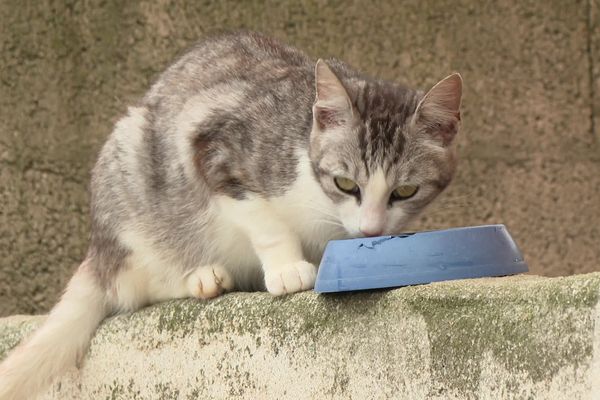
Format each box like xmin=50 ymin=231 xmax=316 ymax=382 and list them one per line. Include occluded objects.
xmin=1 ymin=0 xmax=599 ymax=317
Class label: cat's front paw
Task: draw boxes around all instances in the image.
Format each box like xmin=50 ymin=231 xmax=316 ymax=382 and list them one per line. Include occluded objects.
xmin=264 ymin=260 xmax=317 ymax=296
xmin=187 ymin=264 xmax=234 ymax=299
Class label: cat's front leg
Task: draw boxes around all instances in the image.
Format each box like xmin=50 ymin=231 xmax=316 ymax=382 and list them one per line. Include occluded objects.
xmin=254 ymin=235 xmax=317 ymax=296
xmin=246 ymin=218 xmax=317 ymax=295
xmin=264 ymin=260 xmax=316 ymax=296
xmin=218 ymin=196 xmax=317 ymax=295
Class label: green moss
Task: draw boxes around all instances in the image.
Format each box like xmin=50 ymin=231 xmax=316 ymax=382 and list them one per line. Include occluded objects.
xmin=106 ymin=380 xmax=124 ymax=400
xmin=186 ymin=387 xmax=201 ymax=400
xmin=154 ymin=382 xmax=180 ymax=400
xmin=155 ymin=299 xmax=207 ymax=337
xmin=403 ymin=275 xmax=600 ymax=397
xmin=151 ymin=289 xmax=393 ymax=359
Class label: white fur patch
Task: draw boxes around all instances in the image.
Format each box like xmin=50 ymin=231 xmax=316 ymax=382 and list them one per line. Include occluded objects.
xmin=359 ymin=167 xmax=390 ymax=236
xmin=115 ymin=227 xmax=198 ymax=309
xmin=336 ymin=167 xmax=414 ymax=236
xmin=113 ymin=107 xmax=147 ymax=150
xmin=272 ymin=153 xmax=346 ymax=259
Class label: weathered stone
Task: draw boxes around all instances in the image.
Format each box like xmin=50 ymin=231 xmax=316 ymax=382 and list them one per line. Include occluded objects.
xmin=593 ymin=0 xmax=600 ymax=143
xmin=1 ymin=273 xmax=599 ymax=399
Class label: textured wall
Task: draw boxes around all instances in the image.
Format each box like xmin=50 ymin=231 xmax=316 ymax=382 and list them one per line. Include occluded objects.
xmin=1 ymin=0 xmax=599 ymax=317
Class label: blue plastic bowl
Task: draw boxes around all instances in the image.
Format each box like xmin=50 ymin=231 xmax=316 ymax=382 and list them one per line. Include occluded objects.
xmin=314 ymin=224 xmax=528 ymax=293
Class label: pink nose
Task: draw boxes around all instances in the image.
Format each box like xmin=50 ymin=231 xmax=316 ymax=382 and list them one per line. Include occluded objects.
xmin=360 ymin=228 xmax=383 ymax=237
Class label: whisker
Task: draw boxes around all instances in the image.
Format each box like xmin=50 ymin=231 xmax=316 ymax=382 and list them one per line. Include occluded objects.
xmin=290 ymin=201 xmax=341 ymax=220
xmin=312 ymin=219 xmax=345 ymax=228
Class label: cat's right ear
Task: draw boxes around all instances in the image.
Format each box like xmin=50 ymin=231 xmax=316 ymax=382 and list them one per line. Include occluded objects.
xmin=313 ymin=59 xmax=353 ymax=131
xmin=412 ymin=73 xmax=463 ymax=146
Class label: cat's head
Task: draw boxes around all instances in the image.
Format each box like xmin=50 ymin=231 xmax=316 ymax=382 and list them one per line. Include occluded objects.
xmin=309 ymin=60 xmax=462 ymax=237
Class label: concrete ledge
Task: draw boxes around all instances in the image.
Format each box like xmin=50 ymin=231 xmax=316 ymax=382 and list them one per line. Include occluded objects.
xmin=1 ymin=274 xmax=599 ymax=399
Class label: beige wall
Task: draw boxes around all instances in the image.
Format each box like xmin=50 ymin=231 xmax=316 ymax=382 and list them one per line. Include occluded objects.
xmin=1 ymin=0 xmax=599 ymax=317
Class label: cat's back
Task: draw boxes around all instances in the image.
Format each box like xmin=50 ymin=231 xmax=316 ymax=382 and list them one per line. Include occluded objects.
xmin=125 ymin=31 xmax=321 ymax=201
xmin=91 ymin=32 xmax=320 ymax=232
xmin=145 ymin=31 xmax=316 ymax=110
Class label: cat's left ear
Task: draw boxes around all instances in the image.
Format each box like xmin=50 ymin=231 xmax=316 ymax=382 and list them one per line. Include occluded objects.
xmin=413 ymin=73 xmax=462 ymax=146
xmin=313 ymin=59 xmax=354 ymax=132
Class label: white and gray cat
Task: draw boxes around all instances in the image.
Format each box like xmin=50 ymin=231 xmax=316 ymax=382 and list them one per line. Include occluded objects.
xmin=0 ymin=32 xmax=462 ymax=399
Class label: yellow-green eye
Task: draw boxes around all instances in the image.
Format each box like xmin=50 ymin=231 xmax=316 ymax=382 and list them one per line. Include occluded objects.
xmin=334 ymin=177 xmax=359 ymax=194
xmin=392 ymin=185 xmax=419 ymax=200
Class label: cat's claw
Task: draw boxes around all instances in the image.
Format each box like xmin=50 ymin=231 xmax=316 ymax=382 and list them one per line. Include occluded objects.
xmin=187 ymin=265 xmax=234 ymax=299
xmin=264 ymin=260 xmax=317 ymax=296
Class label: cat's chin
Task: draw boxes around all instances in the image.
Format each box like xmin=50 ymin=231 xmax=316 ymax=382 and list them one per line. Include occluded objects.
xmin=347 ymin=232 xmax=372 ymax=239
xmin=340 ymin=228 xmax=362 ymax=238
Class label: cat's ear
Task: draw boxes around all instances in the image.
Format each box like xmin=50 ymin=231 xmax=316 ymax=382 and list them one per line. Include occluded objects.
xmin=313 ymin=59 xmax=353 ymax=131
xmin=413 ymin=73 xmax=462 ymax=146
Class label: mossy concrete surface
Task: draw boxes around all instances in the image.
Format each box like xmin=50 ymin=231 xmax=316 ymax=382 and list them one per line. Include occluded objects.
xmin=1 ymin=273 xmax=599 ymax=399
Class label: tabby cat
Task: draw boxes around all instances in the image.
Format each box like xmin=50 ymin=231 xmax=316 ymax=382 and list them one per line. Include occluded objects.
xmin=0 ymin=32 xmax=462 ymax=399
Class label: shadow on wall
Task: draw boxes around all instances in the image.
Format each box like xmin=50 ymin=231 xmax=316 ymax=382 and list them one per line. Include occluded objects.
xmin=0 ymin=0 xmax=599 ymax=316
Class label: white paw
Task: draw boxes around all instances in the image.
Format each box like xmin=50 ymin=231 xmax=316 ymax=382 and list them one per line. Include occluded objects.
xmin=187 ymin=265 xmax=234 ymax=299
xmin=264 ymin=260 xmax=317 ymax=296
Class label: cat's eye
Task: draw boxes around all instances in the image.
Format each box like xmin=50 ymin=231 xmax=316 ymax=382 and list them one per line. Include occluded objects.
xmin=334 ymin=177 xmax=359 ymax=195
xmin=391 ymin=185 xmax=419 ymax=201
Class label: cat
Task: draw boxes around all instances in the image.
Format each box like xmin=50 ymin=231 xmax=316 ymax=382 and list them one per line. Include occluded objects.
xmin=0 ymin=31 xmax=462 ymax=399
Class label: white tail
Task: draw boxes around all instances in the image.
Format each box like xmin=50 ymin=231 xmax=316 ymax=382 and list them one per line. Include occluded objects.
xmin=0 ymin=265 xmax=108 ymax=400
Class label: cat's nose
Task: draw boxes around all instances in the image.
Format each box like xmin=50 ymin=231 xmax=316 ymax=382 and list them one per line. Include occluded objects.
xmin=360 ymin=228 xmax=383 ymax=237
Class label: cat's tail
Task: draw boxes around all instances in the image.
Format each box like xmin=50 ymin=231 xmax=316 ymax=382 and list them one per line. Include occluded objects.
xmin=0 ymin=261 xmax=109 ymax=400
